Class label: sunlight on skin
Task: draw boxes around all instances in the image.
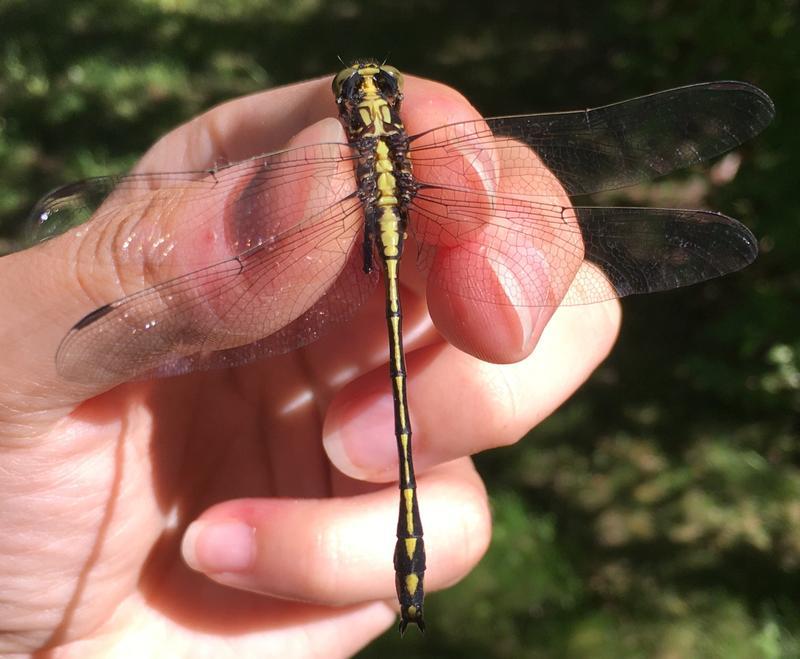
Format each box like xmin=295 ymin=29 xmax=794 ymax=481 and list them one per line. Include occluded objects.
xmin=327 ymin=365 xmax=361 ymax=389
xmin=277 ymin=388 xmax=315 ymax=416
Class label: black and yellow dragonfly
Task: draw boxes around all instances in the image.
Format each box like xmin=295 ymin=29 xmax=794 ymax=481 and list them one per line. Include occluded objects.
xmin=24 ymin=62 xmax=774 ymax=633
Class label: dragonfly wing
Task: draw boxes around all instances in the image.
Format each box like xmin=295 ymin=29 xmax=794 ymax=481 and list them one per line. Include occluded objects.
xmin=411 ymin=185 xmax=756 ymax=308
xmin=411 ymin=186 xmax=583 ymax=307
xmin=24 ymin=175 xmax=126 ymax=246
xmin=408 ymin=83 xmax=768 ymax=309
xmin=20 ymin=141 xmax=378 ymax=384
xmin=55 ymin=196 xmax=373 ymax=384
xmin=409 ymin=82 xmax=774 ymax=196
xmin=563 ymin=206 xmax=757 ymax=304
xmin=25 ymin=141 xmax=358 ymax=266
xmin=147 ymin=242 xmax=380 ymax=378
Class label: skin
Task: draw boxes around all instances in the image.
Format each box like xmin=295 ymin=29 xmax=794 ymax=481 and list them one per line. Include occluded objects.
xmin=0 ymin=74 xmax=620 ymax=657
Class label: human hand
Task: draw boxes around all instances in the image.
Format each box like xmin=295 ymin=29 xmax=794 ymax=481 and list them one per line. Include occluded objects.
xmin=0 ymin=73 xmax=620 ymax=656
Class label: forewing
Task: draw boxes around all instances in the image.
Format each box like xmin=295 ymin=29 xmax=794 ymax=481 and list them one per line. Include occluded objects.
xmin=409 ymin=82 xmax=775 ymax=196
xmin=25 ymin=142 xmax=359 ymax=265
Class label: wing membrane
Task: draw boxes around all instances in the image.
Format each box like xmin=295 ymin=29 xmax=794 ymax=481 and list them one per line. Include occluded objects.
xmin=411 ymin=187 xmax=757 ymax=307
xmin=409 ymin=82 xmax=774 ymax=196
xmin=567 ymin=206 xmax=757 ymax=303
xmin=55 ymin=196 xmax=372 ymax=384
xmin=25 ymin=142 xmax=358 ymax=259
xmin=22 ymin=81 xmax=771 ymax=384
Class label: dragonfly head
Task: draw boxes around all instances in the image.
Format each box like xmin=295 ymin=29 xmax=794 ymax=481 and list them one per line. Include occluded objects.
xmin=332 ymin=61 xmax=404 ymax=120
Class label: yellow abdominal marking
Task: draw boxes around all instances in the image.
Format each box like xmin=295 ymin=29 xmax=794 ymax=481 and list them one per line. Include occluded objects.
xmin=405 ymin=537 xmax=417 ymax=559
xmin=387 ymin=265 xmax=399 ymax=313
xmin=405 ymin=573 xmax=420 ymax=595
xmin=400 ymin=432 xmax=410 ymax=482
xmin=378 ymin=189 xmax=401 ymax=258
xmin=404 ymin=487 xmax=415 ymax=534
xmin=394 ymin=376 xmax=406 ymax=415
xmin=390 ymin=316 xmax=402 ymax=359
xmin=362 ymin=97 xmax=401 ymax=260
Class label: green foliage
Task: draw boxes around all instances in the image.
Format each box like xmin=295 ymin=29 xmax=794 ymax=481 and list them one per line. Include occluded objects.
xmin=1 ymin=0 xmax=798 ymax=656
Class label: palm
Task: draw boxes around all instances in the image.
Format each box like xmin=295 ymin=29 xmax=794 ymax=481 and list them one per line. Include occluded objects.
xmin=8 ymin=285 xmax=408 ymax=655
xmin=22 ymin=280 xmax=422 ymax=654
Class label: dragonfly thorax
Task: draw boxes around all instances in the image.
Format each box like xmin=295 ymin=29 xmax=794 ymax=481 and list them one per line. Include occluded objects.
xmin=333 ymin=62 xmax=415 ymax=274
xmin=333 ymin=62 xmax=405 ymax=139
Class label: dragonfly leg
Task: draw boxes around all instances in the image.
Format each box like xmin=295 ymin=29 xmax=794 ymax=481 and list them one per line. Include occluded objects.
xmin=363 ymin=208 xmax=377 ymax=273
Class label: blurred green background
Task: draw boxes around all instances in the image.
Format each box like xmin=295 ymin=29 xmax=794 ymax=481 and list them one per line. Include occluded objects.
xmin=1 ymin=0 xmax=798 ymax=656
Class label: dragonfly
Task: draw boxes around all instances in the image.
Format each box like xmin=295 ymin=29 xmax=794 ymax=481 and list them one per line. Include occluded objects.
xmin=24 ymin=62 xmax=774 ymax=633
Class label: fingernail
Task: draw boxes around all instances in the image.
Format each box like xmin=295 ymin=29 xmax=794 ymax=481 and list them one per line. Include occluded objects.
xmin=323 ymin=392 xmax=398 ymax=479
xmin=494 ymin=247 xmax=552 ymax=351
xmin=182 ymin=519 xmax=255 ymax=573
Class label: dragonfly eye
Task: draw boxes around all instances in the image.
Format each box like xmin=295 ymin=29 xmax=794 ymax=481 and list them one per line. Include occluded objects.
xmin=378 ymin=65 xmax=404 ymax=95
xmin=332 ymin=66 xmax=359 ymax=98
xmin=381 ymin=65 xmax=403 ymax=84
xmin=338 ymin=72 xmax=363 ymax=106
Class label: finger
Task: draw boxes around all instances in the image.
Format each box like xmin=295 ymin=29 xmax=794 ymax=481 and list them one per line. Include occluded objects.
xmin=404 ymin=76 xmax=580 ymax=365
xmin=0 ymin=77 xmax=343 ymax=408
xmin=323 ymin=294 xmax=621 ymax=481
xmin=0 ymin=117 xmax=348 ymax=409
xmin=74 ymin=601 xmax=396 ymax=659
xmin=135 ymin=76 xmax=337 ymax=173
xmin=180 ymin=459 xmax=490 ymax=606
xmin=0 ymin=74 xmax=485 ymax=414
